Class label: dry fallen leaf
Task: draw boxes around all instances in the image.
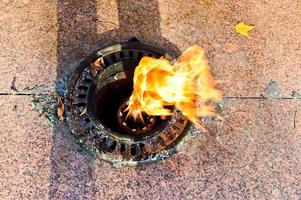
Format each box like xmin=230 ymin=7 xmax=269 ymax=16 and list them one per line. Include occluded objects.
xmin=235 ymin=22 xmax=255 ymax=37
xmin=39 ymin=112 xmax=47 ymax=121
xmin=80 ymin=108 xmax=87 ymax=116
xmin=56 ymin=95 xmax=64 ymax=121
xmin=90 ymin=57 xmax=104 ymax=71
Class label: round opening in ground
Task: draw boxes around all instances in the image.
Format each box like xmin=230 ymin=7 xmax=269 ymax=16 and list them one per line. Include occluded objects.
xmin=91 ymin=63 xmax=170 ymax=139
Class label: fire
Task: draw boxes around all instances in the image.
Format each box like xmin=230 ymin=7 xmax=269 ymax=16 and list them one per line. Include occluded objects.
xmin=125 ymin=45 xmax=221 ymax=127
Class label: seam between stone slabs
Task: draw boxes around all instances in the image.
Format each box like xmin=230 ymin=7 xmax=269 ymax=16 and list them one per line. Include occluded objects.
xmin=0 ymin=92 xmax=300 ymax=100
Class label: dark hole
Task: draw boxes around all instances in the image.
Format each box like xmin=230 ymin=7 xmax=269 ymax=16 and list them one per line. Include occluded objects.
xmin=139 ymin=143 xmax=145 ymax=154
xmin=90 ymin=56 xmax=170 ymax=139
xmin=114 ymin=52 xmax=121 ymax=61
xmin=139 ymin=143 xmax=145 ymax=148
xmin=78 ymin=85 xmax=88 ymax=91
xmin=120 ymin=51 xmax=125 ymax=58
xmin=77 ymin=94 xmax=86 ymax=99
xmin=120 ymin=143 xmax=126 ymax=153
xmin=137 ymin=52 xmax=144 ymax=59
xmin=103 ymin=56 xmax=112 ymax=66
xmin=130 ymin=145 xmax=137 ymax=156
xmin=129 ymin=51 xmax=134 ymax=57
xmin=91 ymin=69 xmax=168 ymax=138
xmin=84 ymin=77 xmax=92 ymax=83
xmin=76 ymin=102 xmax=86 ymax=107
xmin=83 ymin=117 xmax=91 ymax=123
xmin=123 ymin=50 xmax=129 ymax=58
xmin=111 ymin=54 xmax=117 ymax=63
xmin=110 ymin=141 xmax=117 ymax=151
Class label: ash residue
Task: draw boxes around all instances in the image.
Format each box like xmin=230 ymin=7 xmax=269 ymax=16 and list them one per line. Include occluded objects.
xmin=32 ymin=93 xmax=60 ymax=125
xmin=20 ymin=85 xmax=55 ymax=95
xmin=55 ymin=75 xmax=69 ymax=100
xmin=189 ymin=125 xmax=204 ymax=136
xmin=28 ymin=75 xmax=70 ymax=126
xmin=291 ymin=91 xmax=301 ymax=99
xmin=24 ymin=78 xmax=69 ymax=126
xmin=215 ymin=98 xmax=229 ymax=116
xmin=265 ymin=80 xmax=282 ymax=98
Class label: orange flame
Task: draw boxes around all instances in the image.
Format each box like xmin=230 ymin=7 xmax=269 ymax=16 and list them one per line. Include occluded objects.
xmin=126 ymin=45 xmax=222 ymax=127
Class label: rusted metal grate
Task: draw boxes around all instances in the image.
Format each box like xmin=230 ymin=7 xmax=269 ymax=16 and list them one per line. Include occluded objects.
xmin=65 ymin=39 xmax=190 ymax=165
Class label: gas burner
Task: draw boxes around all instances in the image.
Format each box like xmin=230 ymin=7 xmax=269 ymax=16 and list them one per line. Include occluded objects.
xmin=116 ymin=98 xmax=157 ymax=136
xmin=65 ymin=39 xmax=190 ymax=165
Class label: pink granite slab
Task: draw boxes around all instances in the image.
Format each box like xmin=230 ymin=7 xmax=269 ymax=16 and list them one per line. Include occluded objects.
xmin=0 ymin=0 xmax=300 ymax=97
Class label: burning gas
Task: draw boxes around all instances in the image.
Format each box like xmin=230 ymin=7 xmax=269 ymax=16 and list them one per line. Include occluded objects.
xmin=125 ymin=45 xmax=221 ymax=127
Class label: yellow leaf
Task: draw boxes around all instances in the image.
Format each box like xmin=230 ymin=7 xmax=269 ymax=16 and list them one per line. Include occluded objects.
xmin=235 ymin=22 xmax=255 ymax=37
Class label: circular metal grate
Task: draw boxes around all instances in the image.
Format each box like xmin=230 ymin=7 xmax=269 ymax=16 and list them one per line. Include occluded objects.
xmin=65 ymin=39 xmax=190 ymax=165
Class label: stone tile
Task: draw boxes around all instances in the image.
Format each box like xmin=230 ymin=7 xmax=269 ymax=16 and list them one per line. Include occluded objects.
xmin=1 ymin=96 xmax=300 ymax=199
xmin=0 ymin=96 xmax=53 ymax=199
xmin=89 ymin=99 xmax=301 ymax=199
xmin=1 ymin=0 xmax=300 ymax=97
xmin=0 ymin=95 xmax=95 ymax=199
xmin=0 ymin=0 xmax=58 ymax=93
xmin=48 ymin=125 xmax=96 ymax=199
xmin=0 ymin=0 xmax=301 ymax=199
xmin=159 ymin=0 xmax=301 ymax=97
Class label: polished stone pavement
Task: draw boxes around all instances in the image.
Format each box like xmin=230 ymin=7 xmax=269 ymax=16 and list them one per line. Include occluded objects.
xmin=0 ymin=0 xmax=300 ymax=199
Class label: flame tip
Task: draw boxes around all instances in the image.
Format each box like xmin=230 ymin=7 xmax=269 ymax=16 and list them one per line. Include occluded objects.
xmin=126 ymin=45 xmax=222 ymax=130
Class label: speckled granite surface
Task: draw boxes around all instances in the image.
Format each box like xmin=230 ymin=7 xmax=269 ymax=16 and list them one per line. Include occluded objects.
xmin=0 ymin=0 xmax=300 ymax=199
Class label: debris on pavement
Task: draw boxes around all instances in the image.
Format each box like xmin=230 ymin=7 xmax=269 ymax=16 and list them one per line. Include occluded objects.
xmin=235 ymin=21 xmax=255 ymax=37
xmin=90 ymin=57 xmax=104 ymax=71
xmin=265 ymin=80 xmax=282 ymax=98
xmin=56 ymin=94 xmax=64 ymax=121
xmin=292 ymin=91 xmax=301 ymax=99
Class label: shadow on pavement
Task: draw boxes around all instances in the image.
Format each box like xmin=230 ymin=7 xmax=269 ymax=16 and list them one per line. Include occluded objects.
xmin=50 ymin=0 xmax=180 ymax=198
